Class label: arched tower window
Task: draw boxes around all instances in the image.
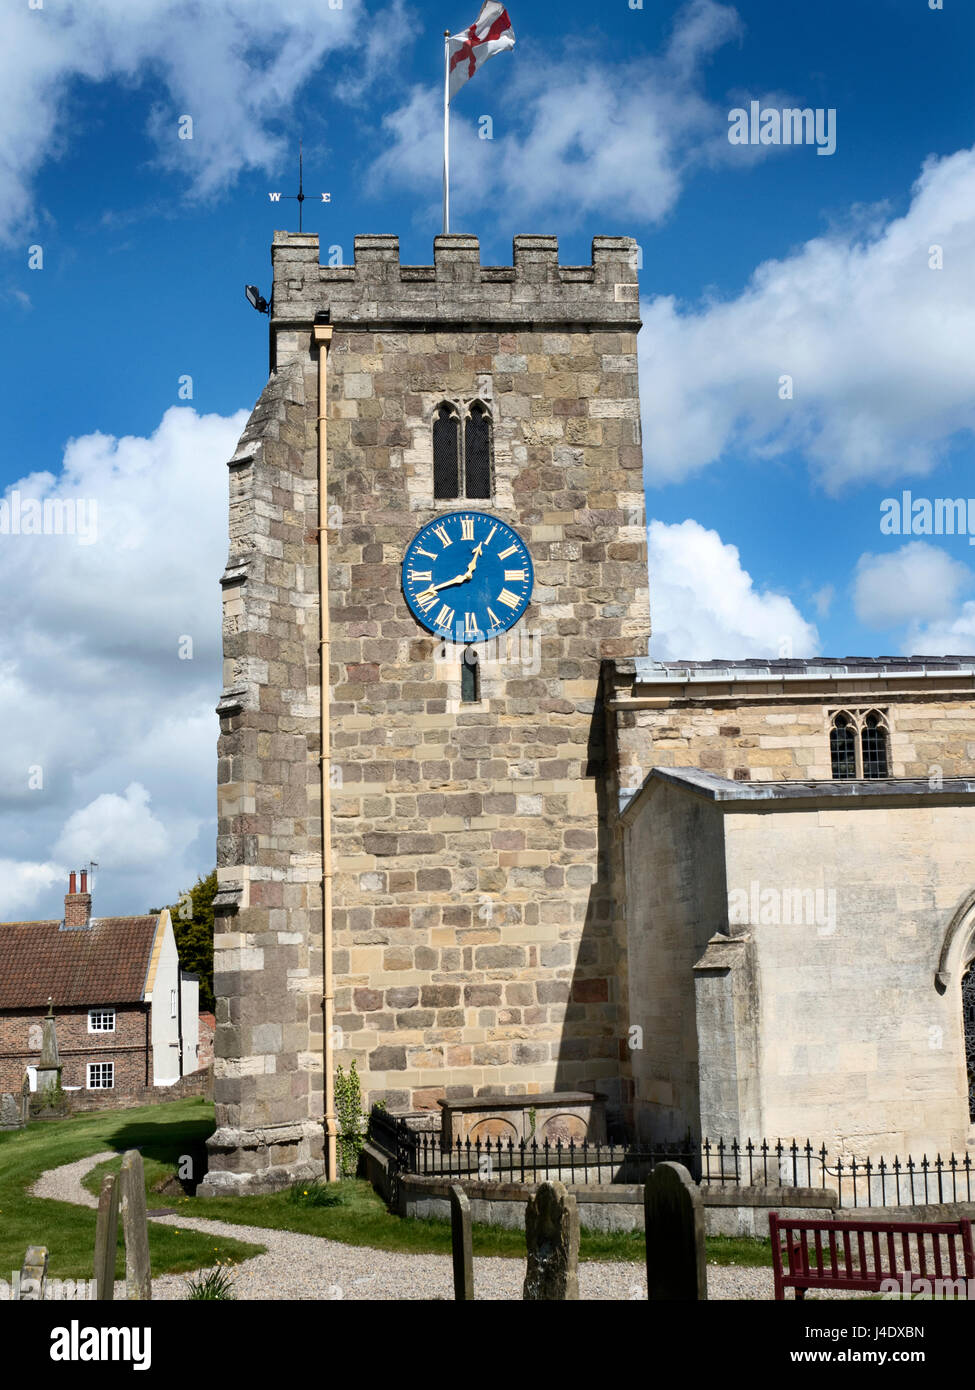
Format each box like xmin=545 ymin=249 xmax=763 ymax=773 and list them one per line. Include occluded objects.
xmin=464 ymin=402 xmax=492 ymax=499
xmin=433 ymin=403 xmax=461 ymax=499
xmin=830 ymin=713 xmax=857 ymax=779
xmin=963 ymin=962 xmax=975 ymax=1122
xmin=861 ymin=711 xmax=890 ymax=779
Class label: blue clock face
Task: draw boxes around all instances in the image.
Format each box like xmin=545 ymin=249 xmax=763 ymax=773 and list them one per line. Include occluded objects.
xmin=402 ymin=511 xmax=534 ymax=644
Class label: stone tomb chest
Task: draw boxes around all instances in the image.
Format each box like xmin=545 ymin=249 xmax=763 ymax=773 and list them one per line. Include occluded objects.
xmin=438 ymin=1092 xmax=607 ymax=1148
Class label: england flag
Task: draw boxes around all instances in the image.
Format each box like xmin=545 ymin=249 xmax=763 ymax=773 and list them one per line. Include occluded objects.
xmin=448 ymin=3 xmax=516 ymax=101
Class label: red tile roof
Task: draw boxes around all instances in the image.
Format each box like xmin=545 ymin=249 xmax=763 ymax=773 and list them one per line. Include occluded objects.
xmin=0 ymin=917 xmax=160 ymax=1010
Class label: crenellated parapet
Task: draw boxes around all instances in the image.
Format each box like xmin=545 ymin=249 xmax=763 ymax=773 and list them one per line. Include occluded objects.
xmin=269 ymin=232 xmax=640 ymax=362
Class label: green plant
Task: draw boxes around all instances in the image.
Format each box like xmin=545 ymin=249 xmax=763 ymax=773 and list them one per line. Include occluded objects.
xmin=287 ymin=1179 xmax=346 ymax=1208
xmin=335 ymin=1061 xmax=365 ymax=1178
xmin=185 ymin=1265 xmax=238 ymax=1300
xmin=527 ymin=1107 xmax=537 ymax=1141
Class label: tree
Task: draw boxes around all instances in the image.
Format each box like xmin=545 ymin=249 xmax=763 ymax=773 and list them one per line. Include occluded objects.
xmin=150 ymin=869 xmax=217 ymax=1011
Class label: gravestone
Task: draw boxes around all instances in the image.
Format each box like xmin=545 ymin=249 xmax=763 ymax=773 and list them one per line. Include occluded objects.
xmin=523 ymin=1180 xmax=579 ymax=1300
xmin=94 ymin=1173 xmax=120 ymax=1300
xmin=19 ymin=1245 xmax=48 ymax=1300
xmin=0 ymin=1093 xmax=21 ymax=1129
xmin=644 ymin=1161 xmax=707 ymax=1301
xmin=119 ymin=1151 xmax=152 ymax=1300
xmin=35 ymin=999 xmax=62 ymax=1097
xmin=449 ymin=1184 xmax=474 ymax=1301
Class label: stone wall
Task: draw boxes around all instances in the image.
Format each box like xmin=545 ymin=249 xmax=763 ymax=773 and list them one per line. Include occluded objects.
xmin=609 ymin=663 xmax=975 ymax=790
xmin=621 ymin=770 xmax=975 ymax=1154
xmin=209 ymin=231 xmax=651 ymax=1190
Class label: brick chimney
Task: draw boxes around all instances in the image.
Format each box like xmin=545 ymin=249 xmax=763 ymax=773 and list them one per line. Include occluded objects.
xmin=64 ymin=869 xmax=92 ymax=929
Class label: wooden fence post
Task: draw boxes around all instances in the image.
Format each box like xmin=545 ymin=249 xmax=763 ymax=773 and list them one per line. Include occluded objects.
xmin=119 ymin=1150 xmax=152 ymax=1301
xmin=93 ymin=1172 xmax=120 ymax=1300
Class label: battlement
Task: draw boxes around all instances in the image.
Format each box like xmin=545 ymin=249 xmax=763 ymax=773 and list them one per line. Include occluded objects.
xmin=269 ymin=232 xmax=641 ymax=335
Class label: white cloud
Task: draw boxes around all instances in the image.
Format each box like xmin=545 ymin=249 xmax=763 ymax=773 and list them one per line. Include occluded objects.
xmin=812 ymin=584 xmax=834 ymax=619
xmin=648 ymin=519 xmax=818 ymax=660
xmin=640 ymin=146 xmax=975 ymax=491
xmin=0 ymin=0 xmax=412 ymax=242
xmin=368 ymin=0 xmax=747 ymax=226
xmin=0 ymin=405 xmax=245 ymax=919
xmin=0 ymin=859 xmax=66 ymax=922
xmin=55 ymin=782 xmax=169 ymax=870
xmin=907 ymin=602 xmax=975 ymax=657
xmin=853 ymin=542 xmax=972 ymax=629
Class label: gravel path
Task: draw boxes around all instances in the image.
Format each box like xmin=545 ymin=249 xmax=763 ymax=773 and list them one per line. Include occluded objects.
xmin=31 ymin=1152 xmax=782 ymax=1300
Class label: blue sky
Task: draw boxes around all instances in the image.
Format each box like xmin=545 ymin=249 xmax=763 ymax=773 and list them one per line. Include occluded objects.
xmin=1 ymin=0 xmax=973 ymax=916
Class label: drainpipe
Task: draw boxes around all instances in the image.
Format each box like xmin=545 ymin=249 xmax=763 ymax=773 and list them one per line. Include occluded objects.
xmin=313 ymin=316 xmax=337 ymax=1181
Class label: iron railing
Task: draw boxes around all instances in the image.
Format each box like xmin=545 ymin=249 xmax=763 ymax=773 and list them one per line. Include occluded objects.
xmin=368 ymin=1109 xmax=975 ymax=1210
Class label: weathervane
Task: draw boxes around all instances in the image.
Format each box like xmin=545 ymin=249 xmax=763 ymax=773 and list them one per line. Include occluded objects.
xmin=268 ymin=140 xmax=330 ymax=234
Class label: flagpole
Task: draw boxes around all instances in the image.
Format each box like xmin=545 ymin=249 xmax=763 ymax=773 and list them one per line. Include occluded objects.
xmin=442 ymin=29 xmax=450 ymax=235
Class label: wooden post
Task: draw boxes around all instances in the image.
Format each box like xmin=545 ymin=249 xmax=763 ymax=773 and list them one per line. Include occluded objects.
xmin=21 ymin=1074 xmax=30 ymax=1126
xmin=93 ymin=1172 xmax=120 ymax=1300
xmin=449 ymin=1184 xmax=474 ymax=1300
xmin=119 ymin=1150 xmax=152 ymax=1300
xmin=19 ymin=1245 xmax=48 ymax=1300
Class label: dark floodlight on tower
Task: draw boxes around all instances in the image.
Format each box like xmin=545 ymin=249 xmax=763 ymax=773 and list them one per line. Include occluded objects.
xmin=245 ymin=285 xmax=269 ymax=315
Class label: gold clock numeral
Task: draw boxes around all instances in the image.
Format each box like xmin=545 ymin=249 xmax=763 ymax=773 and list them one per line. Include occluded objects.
xmin=416 ymin=546 xmax=437 ymax=560
xmin=504 ymin=569 xmax=526 ymax=582
xmin=433 ymin=523 xmax=452 ymax=548
xmin=409 ymin=570 xmax=432 ymax=583
xmin=484 ymin=524 xmax=497 ymax=547
xmin=435 ymin=604 xmax=455 ymax=629
xmin=461 ymin=517 xmax=475 ymax=540
xmin=464 ymin=611 xmax=478 ymax=639
xmin=415 ymin=588 xmax=438 ymax=613
xmin=497 ymin=589 xmax=520 ymax=610
xmin=486 ymin=607 xmax=501 ymax=628
xmin=497 ymin=544 xmax=518 ymax=560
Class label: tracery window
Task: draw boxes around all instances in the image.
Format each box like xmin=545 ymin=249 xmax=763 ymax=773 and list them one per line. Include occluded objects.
xmin=963 ymin=962 xmax=975 ymax=1123
xmin=828 ymin=709 xmax=890 ymax=779
xmin=432 ymin=400 xmax=493 ymax=501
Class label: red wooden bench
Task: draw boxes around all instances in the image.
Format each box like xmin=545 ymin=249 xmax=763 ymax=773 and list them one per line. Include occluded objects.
xmin=769 ymin=1213 xmax=975 ymax=1300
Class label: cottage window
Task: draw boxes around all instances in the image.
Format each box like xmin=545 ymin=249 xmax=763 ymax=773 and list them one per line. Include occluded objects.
xmin=87 ymin=1062 xmax=114 ymax=1089
xmin=88 ymin=1008 xmax=116 ymax=1033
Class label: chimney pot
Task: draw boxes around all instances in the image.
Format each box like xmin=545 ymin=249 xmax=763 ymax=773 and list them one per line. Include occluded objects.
xmin=69 ymin=870 xmax=77 ymax=895
xmin=80 ymin=869 xmax=88 ymax=893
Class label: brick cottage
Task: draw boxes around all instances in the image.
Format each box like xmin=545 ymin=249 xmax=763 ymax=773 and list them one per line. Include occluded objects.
xmin=0 ymin=872 xmax=203 ymax=1102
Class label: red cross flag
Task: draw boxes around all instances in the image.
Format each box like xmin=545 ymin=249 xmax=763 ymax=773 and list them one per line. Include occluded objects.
xmin=448 ymin=3 xmax=516 ymax=101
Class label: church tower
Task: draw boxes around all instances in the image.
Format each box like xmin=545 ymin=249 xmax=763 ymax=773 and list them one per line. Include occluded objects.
xmin=203 ymin=231 xmax=650 ymax=1192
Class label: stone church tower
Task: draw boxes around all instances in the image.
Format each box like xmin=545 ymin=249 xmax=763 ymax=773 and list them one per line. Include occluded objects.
xmin=203 ymin=231 xmax=650 ymax=1192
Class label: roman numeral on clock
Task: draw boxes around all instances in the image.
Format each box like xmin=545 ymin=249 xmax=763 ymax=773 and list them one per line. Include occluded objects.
xmin=409 ymin=570 xmax=432 ymax=583
xmin=415 ymin=588 xmax=438 ymax=613
xmin=461 ymin=517 xmax=475 ymax=540
xmin=497 ymin=589 xmax=520 ymax=610
xmin=486 ymin=607 xmax=501 ymax=628
xmin=416 ymin=547 xmax=437 ymax=560
xmin=497 ymin=544 xmax=518 ymax=560
xmin=433 ymin=524 xmax=452 ymax=548
xmin=435 ymin=604 xmax=455 ymax=629
xmin=464 ymin=611 xmax=478 ymax=639
xmin=504 ymin=569 xmax=526 ymax=582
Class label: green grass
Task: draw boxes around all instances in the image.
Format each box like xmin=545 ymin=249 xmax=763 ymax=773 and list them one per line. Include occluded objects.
xmin=0 ymin=1099 xmax=262 ymax=1282
xmin=7 ymin=1100 xmax=775 ymax=1273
